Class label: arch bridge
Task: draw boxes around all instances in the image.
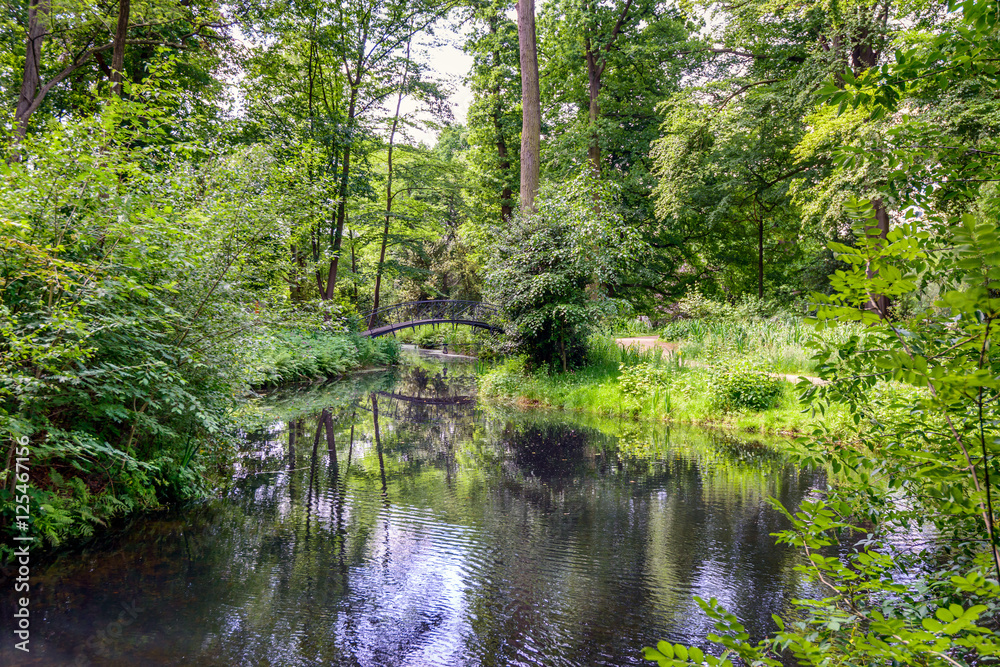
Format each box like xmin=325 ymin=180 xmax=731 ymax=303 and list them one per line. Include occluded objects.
xmin=359 ymin=300 xmax=502 ymax=338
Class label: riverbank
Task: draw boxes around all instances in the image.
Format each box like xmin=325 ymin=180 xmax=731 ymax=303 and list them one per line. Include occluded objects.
xmin=0 ymin=326 xmax=402 ymax=566
xmin=478 ymin=359 xmax=836 ymax=436
xmin=475 ymin=335 xmax=916 ymax=438
xmin=251 ymin=328 xmax=402 ymax=387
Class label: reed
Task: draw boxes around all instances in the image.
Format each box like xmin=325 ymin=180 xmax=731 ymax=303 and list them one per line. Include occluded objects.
xmin=660 ymin=315 xmax=864 ymax=374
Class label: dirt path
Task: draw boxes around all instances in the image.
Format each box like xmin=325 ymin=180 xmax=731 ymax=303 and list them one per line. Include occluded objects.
xmin=614 ymin=336 xmax=676 ymax=352
xmin=614 ymin=336 xmax=827 ymax=385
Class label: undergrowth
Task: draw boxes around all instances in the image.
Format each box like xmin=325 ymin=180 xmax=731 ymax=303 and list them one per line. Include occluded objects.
xmin=252 ymin=330 xmax=401 ymax=387
xmin=656 ymin=292 xmax=866 ymax=374
xmin=477 ymin=333 xmax=859 ymax=435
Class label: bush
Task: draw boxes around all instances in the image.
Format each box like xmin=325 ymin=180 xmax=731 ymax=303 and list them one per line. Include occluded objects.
xmin=709 ymin=364 xmax=780 ymax=411
xmin=483 ymin=172 xmax=640 ymax=372
xmin=618 ymin=362 xmax=670 ymax=398
xmin=254 ymin=330 xmax=399 ymax=387
xmin=478 ymin=356 xmax=531 ymax=399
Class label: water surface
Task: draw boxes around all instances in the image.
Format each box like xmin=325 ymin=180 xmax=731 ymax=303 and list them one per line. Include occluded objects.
xmin=1 ymin=354 xmax=823 ymax=666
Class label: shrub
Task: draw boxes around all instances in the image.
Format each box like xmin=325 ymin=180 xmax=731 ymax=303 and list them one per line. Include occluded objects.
xmin=478 ymin=356 xmax=531 ymax=398
xmin=709 ymin=364 xmax=780 ymax=411
xmin=483 ymin=172 xmax=640 ymax=372
xmin=618 ymin=362 xmax=670 ymax=398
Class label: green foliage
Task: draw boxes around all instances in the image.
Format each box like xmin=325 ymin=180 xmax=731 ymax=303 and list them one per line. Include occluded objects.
xmin=463 ymin=1 xmax=521 ymax=227
xmin=477 ymin=355 xmax=531 ymax=399
xmin=651 ymin=87 xmax=817 ymax=300
xmin=618 ymin=362 xmax=670 ymax=399
xmin=709 ymin=363 xmax=781 ymax=412
xmin=588 ymin=333 xmax=669 ymax=371
xmin=254 ymin=330 xmax=400 ymax=387
xmin=478 ymin=333 xmax=824 ymax=433
xmin=483 ymin=172 xmax=642 ymax=372
xmin=646 ymin=5 xmax=1000 ymax=664
xmin=0 ymin=87 xmax=309 ymax=556
xmin=643 ymin=640 xmax=720 ymax=667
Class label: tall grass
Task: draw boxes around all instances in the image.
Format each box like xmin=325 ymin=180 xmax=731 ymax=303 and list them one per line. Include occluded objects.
xmin=586 ymin=333 xmax=672 ymax=373
xmin=660 ymin=315 xmax=864 ymax=374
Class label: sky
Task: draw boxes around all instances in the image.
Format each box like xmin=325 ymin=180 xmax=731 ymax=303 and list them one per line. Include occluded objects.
xmin=403 ymin=22 xmax=475 ymax=146
xmin=226 ymin=19 xmax=475 ymax=147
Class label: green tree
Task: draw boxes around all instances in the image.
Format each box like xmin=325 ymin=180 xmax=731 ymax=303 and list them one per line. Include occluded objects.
xmin=0 ymin=86 xmax=281 ymax=552
xmin=11 ymin=0 xmax=225 ymax=140
xmin=483 ymin=173 xmax=640 ymax=370
xmin=652 ymin=91 xmax=817 ymax=300
xmin=464 ymin=0 xmax=521 ymax=225
xmin=645 ymin=3 xmax=1000 ymax=664
xmin=535 ymin=0 xmax=693 ymax=307
xmin=239 ymin=0 xmax=454 ymax=308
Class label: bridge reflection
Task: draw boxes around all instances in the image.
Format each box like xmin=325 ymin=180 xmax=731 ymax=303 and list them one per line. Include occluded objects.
xmin=355 ymin=390 xmax=477 ymax=425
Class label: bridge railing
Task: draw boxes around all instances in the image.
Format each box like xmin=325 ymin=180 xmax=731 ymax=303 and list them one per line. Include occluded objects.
xmin=361 ymin=300 xmax=501 ymax=333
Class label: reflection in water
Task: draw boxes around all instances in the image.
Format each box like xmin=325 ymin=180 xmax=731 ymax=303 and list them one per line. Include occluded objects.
xmin=0 ymin=354 xmax=823 ymax=666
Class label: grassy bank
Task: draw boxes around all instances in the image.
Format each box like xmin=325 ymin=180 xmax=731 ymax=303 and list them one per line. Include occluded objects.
xmin=394 ymin=324 xmax=491 ymax=355
xmin=478 ymin=332 xmax=918 ymax=437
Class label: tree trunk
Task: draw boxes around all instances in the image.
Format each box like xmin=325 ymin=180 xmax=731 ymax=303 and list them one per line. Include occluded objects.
xmin=582 ymin=0 xmax=632 ymax=178
xmin=866 ymin=198 xmax=891 ymax=319
xmin=110 ymin=0 xmax=130 ymax=97
xmin=853 ymin=27 xmax=889 ymax=319
xmin=14 ymin=0 xmax=48 ymax=140
xmin=289 ymin=243 xmax=307 ymax=302
xmin=560 ymin=332 xmax=567 ymax=373
xmin=517 ymin=0 xmax=541 ymax=214
xmin=324 ymin=86 xmax=358 ymax=302
xmin=350 ymin=229 xmax=359 ymax=301
xmin=370 ymin=41 xmax=411 ymax=329
xmin=487 ymin=15 xmax=514 ymax=223
xmin=757 ymin=214 xmax=764 ymax=300
xmin=585 ymin=37 xmax=602 ymax=177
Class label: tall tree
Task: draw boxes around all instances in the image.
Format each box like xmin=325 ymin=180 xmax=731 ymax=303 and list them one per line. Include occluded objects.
xmin=11 ymin=0 xmax=223 ymax=139
xmin=582 ymin=0 xmax=632 ymax=176
xmin=370 ymin=39 xmax=413 ymax=325
xmin=695 ymin=0 xmax=943 ymax=307
xmin=110 ymin=0 xmax=132 ymax=97
xmin=517 ymin=0 xmax=541 ymax=213
xmin=653 ymin=92 xmax=813 ymax=299
xmin=535 ymin=0 xmax=692 ymax=305
xmin=239 ymin=0 xmax=453 ymax=308
xmin=324 ymin=0 xmax=453 ymax=300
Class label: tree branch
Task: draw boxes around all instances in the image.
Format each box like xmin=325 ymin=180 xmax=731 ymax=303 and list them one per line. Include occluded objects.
xmin=715 ymin=78 xmax=782 ymax=110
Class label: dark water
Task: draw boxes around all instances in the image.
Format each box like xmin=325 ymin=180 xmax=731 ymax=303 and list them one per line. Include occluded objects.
xmin=2 ymin=354 xmax=824 ymax=666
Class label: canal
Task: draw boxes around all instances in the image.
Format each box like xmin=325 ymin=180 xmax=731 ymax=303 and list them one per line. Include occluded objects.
xmin=1 ymin=352 xmax=823 ymax=666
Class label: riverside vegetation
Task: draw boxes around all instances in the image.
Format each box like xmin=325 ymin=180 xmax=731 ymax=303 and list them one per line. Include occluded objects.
xmin=0 ymin=95 xmax=400 ymax=562
xmin=4 ymin=0 xmax=1000 ymax=665
xmin=478 ymin=293 xmax=879 ymax=436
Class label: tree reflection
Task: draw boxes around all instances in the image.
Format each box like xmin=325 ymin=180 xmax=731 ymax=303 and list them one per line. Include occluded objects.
xmin=7 ymin=358 xmax=823 ymax=667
